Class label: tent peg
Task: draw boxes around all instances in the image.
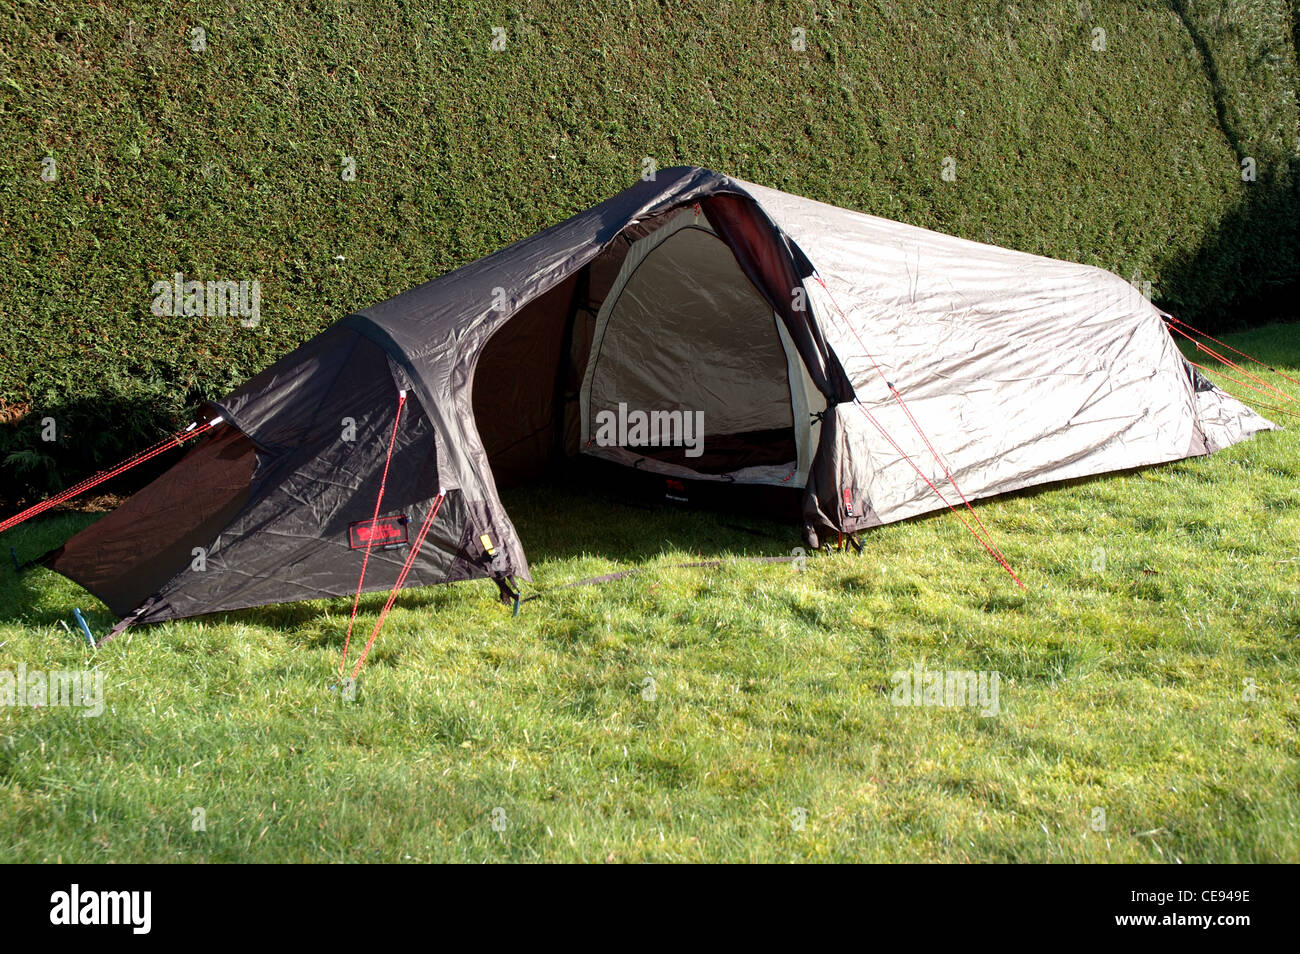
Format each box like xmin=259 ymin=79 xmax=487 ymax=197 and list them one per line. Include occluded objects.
xmin=72 ymin=608 xmax=95 ymax=648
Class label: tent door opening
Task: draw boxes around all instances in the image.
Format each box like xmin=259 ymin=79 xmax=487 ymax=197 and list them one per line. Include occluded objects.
xmin=578 ymin=209 xmax=817 ymax=486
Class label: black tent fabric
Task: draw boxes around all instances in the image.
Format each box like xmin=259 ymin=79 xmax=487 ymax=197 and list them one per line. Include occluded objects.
xmin=44 ymin=167 xmax=849 ymax=627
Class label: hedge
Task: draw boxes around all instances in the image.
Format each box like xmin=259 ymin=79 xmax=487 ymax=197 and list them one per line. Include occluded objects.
xmin=1 ymin=0 xmax=1297 ymax=504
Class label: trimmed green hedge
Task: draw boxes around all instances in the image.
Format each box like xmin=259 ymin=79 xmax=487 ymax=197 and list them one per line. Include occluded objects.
xmin=1 ymin=1 xmax=1297 ymax=502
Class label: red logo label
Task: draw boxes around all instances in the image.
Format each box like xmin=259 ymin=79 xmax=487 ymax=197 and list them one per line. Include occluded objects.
xmin=349 ymin=514 xmax=410 ymax=550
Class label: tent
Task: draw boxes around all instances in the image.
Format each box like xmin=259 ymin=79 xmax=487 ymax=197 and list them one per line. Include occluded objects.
xmin=37 ymin=166 xmax=1273 ymax=638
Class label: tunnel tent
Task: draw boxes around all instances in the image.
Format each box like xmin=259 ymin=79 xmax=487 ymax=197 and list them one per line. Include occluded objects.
xmin=27 ymin=165 xmax=1272 ymax=645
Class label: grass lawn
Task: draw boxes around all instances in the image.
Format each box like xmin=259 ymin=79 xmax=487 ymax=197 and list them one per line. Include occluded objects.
xmin=0 ymin=325 xmax=1297 ymax=863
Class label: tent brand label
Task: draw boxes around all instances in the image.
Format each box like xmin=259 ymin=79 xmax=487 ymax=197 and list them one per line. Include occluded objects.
xmin=349 ymin=515 xmax=409 ymax=550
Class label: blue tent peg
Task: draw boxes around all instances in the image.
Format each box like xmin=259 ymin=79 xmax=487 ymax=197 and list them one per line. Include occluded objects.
xmin=72 ymin=608 xmax=95 ymax=648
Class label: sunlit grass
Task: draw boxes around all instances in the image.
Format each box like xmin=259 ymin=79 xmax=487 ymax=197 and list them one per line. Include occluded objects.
xmin=0 ymin=326 xmax=1295 ymax=862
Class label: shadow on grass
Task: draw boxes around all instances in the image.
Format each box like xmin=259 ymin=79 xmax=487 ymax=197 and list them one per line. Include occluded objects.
xmin=0 ymin=462 xmax=810 ymax=637
xmin=0 ymin=441 xmax=1237 ymax=638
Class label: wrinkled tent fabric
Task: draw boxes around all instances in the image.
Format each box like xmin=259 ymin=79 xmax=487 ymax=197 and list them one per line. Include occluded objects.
xmin=736 ymin=180 xmax=1272 ymax=529
xmin=42 ymin=166 xmax=1273 ymax=629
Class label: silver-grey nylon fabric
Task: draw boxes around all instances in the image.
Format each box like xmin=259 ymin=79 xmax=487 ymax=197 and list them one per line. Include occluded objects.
xmin=735 ymin=179 xmax=1274 ymax=526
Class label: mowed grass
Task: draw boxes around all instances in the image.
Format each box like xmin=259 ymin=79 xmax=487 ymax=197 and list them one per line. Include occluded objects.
xmin=1 ymin=325 xmax=1298 ymax=863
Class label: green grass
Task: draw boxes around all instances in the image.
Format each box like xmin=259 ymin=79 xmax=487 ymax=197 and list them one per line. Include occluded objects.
xmin=1 ymin=326 xmax=1296 ymax=863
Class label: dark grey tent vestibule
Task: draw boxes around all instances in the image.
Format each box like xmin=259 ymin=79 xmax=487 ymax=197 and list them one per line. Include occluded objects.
xmin=35 ymin=166 xmax=1272 ymax=637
